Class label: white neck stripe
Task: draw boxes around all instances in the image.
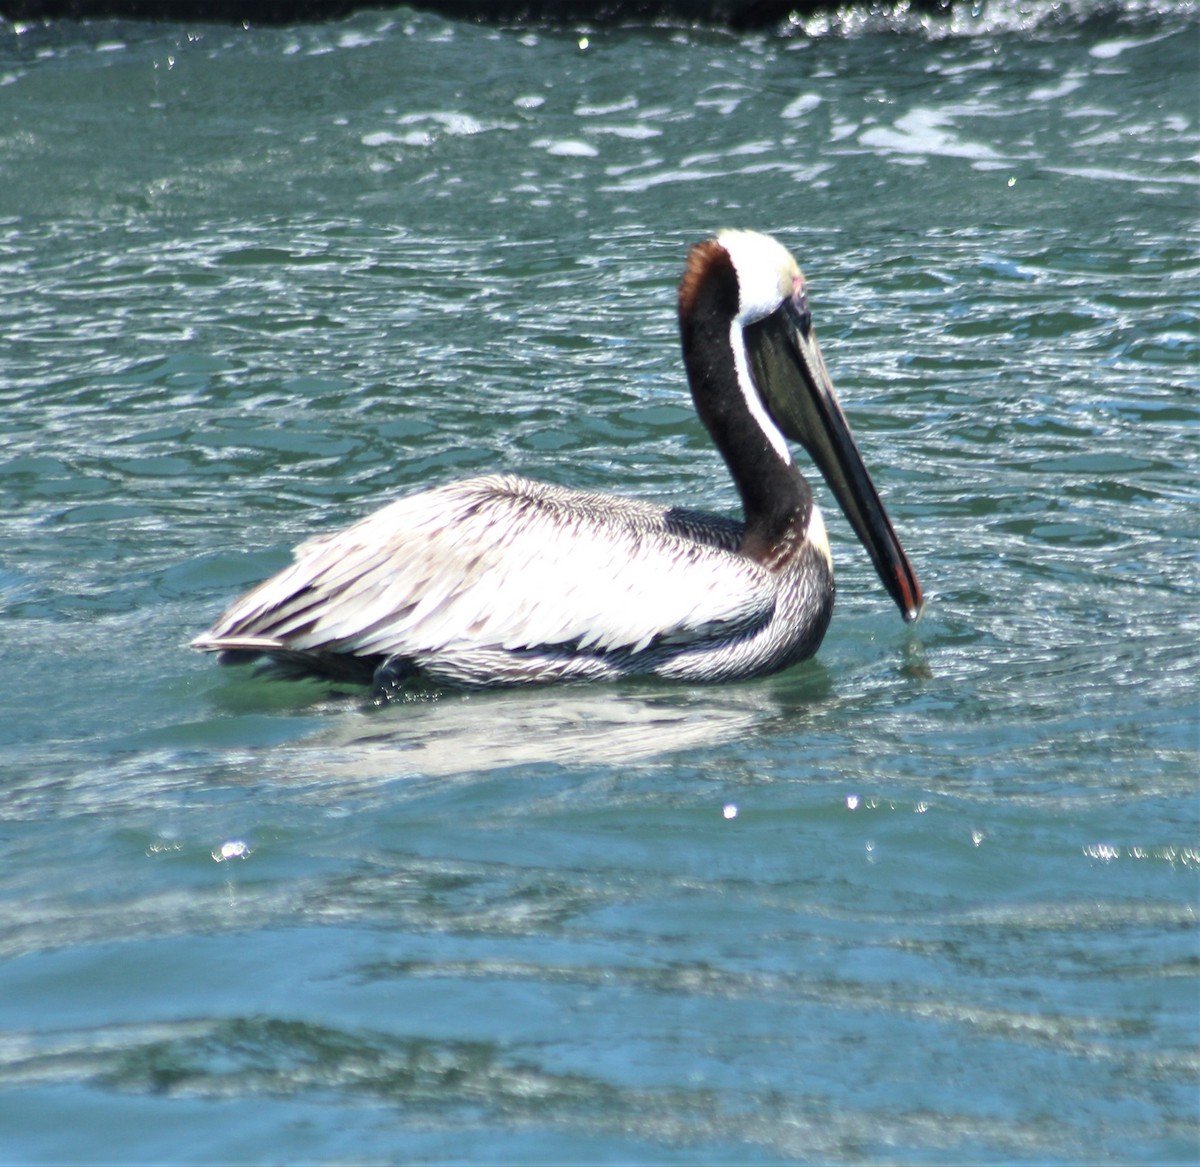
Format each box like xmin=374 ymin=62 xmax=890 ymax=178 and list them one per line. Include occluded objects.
xmin=729 ymin=320 xmax=792 ymax=465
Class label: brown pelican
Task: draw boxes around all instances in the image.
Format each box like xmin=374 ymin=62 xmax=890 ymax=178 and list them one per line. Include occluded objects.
xmin=192 ymin=230 xmax=922 ymax=698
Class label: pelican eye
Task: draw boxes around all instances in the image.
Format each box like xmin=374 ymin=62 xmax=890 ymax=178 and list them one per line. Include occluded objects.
xmin=786 ymin=285 xmax=812 ymax=337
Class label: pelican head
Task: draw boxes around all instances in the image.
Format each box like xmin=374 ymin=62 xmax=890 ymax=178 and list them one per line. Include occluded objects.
xmin=682 ymin=229 xmax=923 ymax=623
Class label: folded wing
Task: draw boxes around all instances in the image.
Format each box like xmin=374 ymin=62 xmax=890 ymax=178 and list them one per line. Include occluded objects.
xmin=192 ymin=475 xmax=776 ymax=663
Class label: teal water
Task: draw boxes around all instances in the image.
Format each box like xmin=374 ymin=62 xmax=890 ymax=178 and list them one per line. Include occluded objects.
xmin=2 ymin=4 xmax=1198 ymax=1162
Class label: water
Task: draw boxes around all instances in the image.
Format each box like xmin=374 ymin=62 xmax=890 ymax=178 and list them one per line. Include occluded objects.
xmin=2 ymin=3 xmax=1198 ymax=1162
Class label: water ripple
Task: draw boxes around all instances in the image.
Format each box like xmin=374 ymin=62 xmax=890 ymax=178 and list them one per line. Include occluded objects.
xmin=1 ymin=10 xmax=1196 ymax=1164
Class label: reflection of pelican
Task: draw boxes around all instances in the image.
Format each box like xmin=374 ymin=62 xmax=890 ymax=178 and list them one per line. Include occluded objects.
xmin=193 ymin=230 xmax=921 ymax=698
xmin=286 ymin=685 xmax=803 ymax=783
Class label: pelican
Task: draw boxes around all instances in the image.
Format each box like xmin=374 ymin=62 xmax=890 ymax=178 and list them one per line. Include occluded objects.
xmin=192 ymin=230 xmax=922 ymax=699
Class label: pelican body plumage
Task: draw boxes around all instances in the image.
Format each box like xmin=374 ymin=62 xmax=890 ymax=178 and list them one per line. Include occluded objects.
xmin=192 ymin=230 xmax=922 ymax=698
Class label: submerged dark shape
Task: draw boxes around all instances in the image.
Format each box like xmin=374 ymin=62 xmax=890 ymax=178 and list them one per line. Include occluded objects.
xmin=192 ymin=229 xmax=921 ymax=699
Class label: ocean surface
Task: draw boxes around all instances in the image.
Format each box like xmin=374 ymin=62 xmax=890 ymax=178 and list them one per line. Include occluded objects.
xmin=1 ymin=2 xmax=1197 ymax=1162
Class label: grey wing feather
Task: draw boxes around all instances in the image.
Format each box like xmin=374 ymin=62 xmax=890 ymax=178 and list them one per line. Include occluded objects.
xmin=193 ymin=475 xmax=774 ymax=660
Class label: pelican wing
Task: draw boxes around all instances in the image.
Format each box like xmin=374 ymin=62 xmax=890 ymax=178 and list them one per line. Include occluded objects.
xmin=194 ymin=475 xmax=775 ymax=661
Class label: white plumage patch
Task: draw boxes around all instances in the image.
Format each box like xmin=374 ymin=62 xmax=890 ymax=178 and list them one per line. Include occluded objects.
xmin=195 ymin=476 xmax=779 ymax=663
xmin=728 ymin=318 xmax=792 ymax=466
xmin=716 ymin=228 xmax=800 ymax=325
xmin=806 ymin=503 xmax=832 ymax=571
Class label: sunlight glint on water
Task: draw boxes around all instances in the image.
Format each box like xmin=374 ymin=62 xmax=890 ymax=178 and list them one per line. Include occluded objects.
xmin=0 ymin=5 xmax=1197 ymax=1163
